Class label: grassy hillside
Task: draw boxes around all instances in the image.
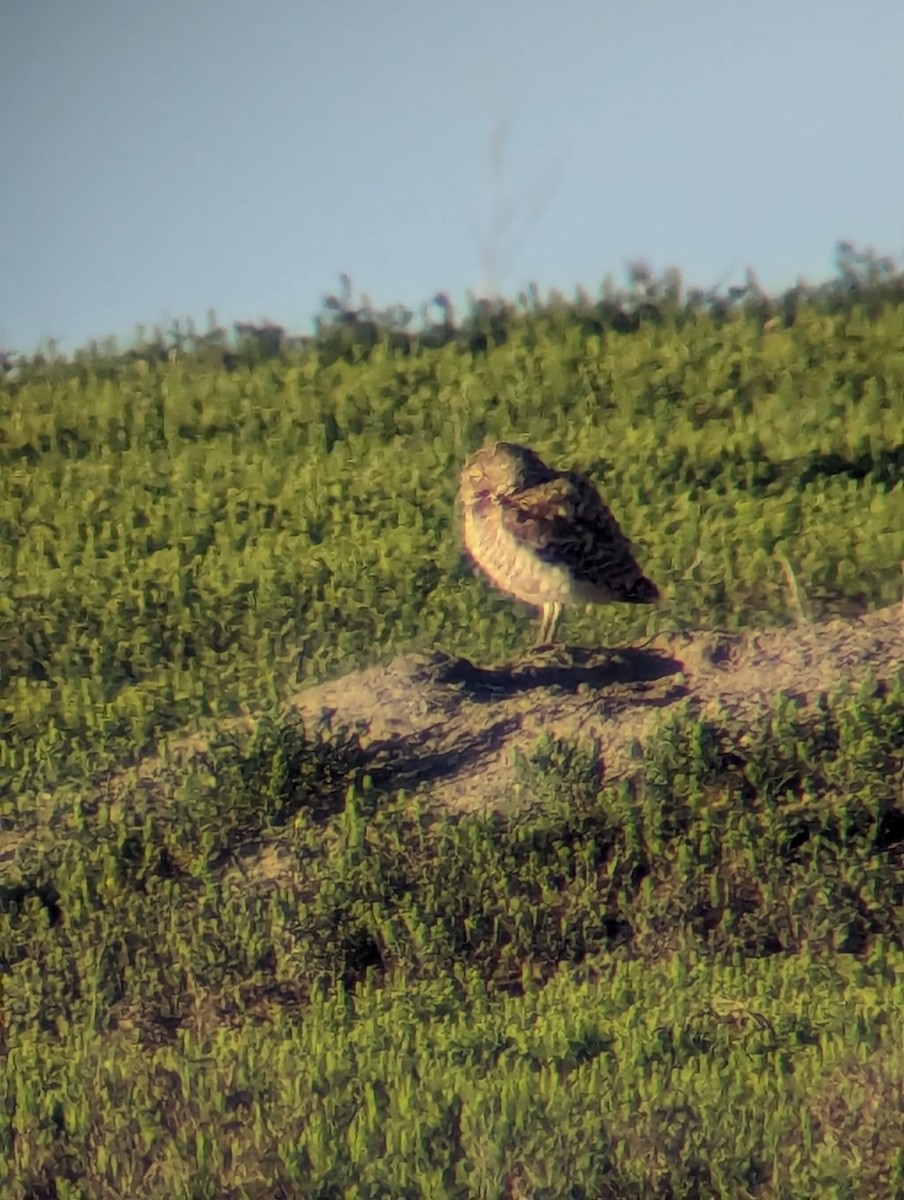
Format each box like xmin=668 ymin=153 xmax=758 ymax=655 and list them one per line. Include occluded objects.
xmin=3 ymin=299 xmax=902 ymax=798
xmin=1 ymin=288 xmax=903 ymax=1197
xmin=3 ymin=685 xmax=903 ymax=1197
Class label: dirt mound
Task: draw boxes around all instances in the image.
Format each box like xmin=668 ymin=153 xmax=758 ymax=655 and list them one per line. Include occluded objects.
xmin=287 ymin=604 xmax=903 ymax=812
xmin=2 ymin=607 xmax=900 ymax=883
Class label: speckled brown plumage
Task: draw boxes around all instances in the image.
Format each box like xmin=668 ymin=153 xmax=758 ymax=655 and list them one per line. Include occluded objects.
xmin=459 ymin=442 xmax=659 ymax=645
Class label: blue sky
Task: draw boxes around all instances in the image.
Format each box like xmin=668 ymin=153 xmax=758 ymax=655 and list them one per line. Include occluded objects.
xmin=2 ymin=0 xmax=903 ymax=354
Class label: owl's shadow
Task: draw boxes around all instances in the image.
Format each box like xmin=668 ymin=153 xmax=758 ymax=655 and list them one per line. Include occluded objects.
xmin=434 ymin=644 xmax=686 ymax=702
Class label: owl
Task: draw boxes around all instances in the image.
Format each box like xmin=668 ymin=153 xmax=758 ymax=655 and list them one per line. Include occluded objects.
xmin=459 ymin=441 xmax=659 ymax=646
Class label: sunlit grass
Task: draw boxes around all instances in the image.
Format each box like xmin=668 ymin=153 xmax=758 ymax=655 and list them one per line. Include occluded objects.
xmin=1 ymin=295 xmax=903 ymax=1196
xmin=2 ymin=683 xmax=904 ymax=1196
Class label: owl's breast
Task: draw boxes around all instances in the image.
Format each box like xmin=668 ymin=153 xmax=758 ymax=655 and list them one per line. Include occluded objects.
xmin=462 ymin=497 xmax=576 ymax=606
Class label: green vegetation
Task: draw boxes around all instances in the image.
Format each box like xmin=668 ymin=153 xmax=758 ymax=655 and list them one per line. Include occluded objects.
xmin=3 ymin=270 xmax=903 ymax=799
xmin=3 ymin=687 xmax=903 ymax=1197
xmin=2 ymin=260 xmax=903 ymax=1196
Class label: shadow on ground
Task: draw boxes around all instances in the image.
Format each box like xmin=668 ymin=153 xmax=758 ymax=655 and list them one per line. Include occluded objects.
xmin=435 ymin=644 xmax=686 ymax=700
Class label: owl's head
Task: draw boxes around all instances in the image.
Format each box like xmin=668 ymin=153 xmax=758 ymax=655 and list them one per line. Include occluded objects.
xmin=460 ymin=442 xmax=554 ymax=498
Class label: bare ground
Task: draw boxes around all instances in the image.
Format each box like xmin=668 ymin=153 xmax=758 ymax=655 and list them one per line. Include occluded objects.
xmin=1 ymin=605 xmax=901 ymax=883
xmin=285 ymin=603 xmax=903 ymax=813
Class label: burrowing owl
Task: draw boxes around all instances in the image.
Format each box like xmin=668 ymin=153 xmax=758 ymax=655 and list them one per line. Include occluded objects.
xmin=459 ymin=442 xmax=659 ymax=645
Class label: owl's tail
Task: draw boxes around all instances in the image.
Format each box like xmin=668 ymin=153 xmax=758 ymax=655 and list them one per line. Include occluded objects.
xmin=626 ymin=575 xmax=660 ymax=604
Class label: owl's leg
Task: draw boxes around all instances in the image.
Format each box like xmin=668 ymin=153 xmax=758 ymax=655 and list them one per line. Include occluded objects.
xmin=534 ymin=602 xmax=562 ymax=647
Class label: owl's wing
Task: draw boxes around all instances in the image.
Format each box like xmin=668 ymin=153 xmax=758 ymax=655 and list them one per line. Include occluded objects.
xmin=498 ymin=472 xmax=651 ymax=598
